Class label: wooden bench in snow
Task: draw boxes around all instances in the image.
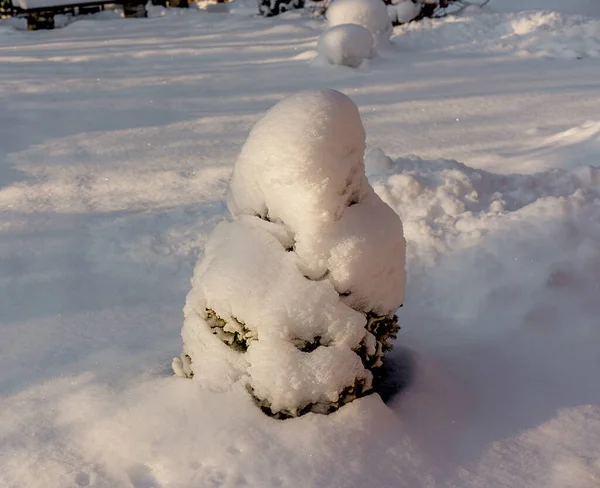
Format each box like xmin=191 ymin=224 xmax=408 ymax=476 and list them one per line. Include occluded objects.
xmin=10 ymin=0 xmax=148 ymax=30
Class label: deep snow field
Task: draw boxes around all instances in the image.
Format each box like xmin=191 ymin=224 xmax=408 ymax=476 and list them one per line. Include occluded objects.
xmin=1 ymin=1 xmax=600 ymax=487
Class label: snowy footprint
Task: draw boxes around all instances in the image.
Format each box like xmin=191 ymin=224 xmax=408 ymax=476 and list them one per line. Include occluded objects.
xmin=74 ymin=471 xmax=92 ymax=487
xmin=127 ymin=464 xmax=162 ymax=488
xmin=191 ymin=464 xmax=250 ymax=488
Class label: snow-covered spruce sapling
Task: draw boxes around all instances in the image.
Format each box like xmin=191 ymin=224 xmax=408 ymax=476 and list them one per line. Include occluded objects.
xmin=173 ymin=89 xmax=406 ymax=418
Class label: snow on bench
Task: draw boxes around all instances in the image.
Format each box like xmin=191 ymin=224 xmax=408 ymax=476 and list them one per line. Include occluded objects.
xmin=13 ymin=0 xmax=91 ymax=9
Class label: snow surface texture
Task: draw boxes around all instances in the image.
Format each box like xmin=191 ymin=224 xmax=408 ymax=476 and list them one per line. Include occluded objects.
xmin=327 ymin=0 xmax=393 ymax=47
xmin=317 ymin=23 xmax=374 ymax=68
xmin=176 ymin=90 xmax=406 ymax=417
xmin=2 ymin=0 xmax=600 ymax=487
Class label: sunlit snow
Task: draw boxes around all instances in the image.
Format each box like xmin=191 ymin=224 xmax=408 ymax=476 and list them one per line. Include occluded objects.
xmin=1 ymin=1 xmax=599 ymax=487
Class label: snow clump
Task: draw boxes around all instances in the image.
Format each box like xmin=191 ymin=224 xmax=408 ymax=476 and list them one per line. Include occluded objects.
xmin=173 ymin=89 xmax=406 ymax=418
xmin=317 ymin=24 xmax=375 ymax=68
xmin=327 ymin=0 xmax=393 ymax=47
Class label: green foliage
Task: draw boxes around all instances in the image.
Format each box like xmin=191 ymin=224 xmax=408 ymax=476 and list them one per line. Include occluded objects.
xmin=206 ymin=308 xmax=257 ymax=352
xmin=249 ymin=377 xmax=370 ymax=420
xmin=207 ymin=305 xmax=401 ymax=418
xmin=366 ymin=312 xmax=400 ymax=353
xmin=0 ymin=0 xmax=12 ymax=16
xmin=291 ymin=335 xmax=325 ymax=352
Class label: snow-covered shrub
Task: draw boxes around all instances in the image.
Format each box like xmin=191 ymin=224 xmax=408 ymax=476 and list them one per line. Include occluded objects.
xmin=387 ymin=0 xmax=421 ymax=25
xmin=317 ymin=24 xmax=374 ymax=68
xmin=258 ymin=0 xmax=304 ymax=17
xmin=327 ymin=0 xmax=393 ymax=47
xmin=385 ymin=0 xmax=483 ymax=26
xmin=173 ymin=89 xmax=406 ymax=418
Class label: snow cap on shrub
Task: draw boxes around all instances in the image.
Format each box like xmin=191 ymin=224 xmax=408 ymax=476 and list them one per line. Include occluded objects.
xmin=327 ymin=0 xmax=393 ymax=47
xmin=175 ymin=89 xmax=406 ymax=418
xmin=317 ymin=24 xmax=375 ymax=68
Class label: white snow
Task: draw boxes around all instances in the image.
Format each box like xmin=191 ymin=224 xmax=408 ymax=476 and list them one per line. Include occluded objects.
xmin=317 ymin=23 xmax=374 ymax=68
xmin=1 ymin=0 xmax=600 ymax=487
xmin=327 ymin=0 xmax=393 ymax=47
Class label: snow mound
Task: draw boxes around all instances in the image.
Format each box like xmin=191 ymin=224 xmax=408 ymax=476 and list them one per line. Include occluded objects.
xmin=396 ymin=11 xmax=600 ymax=59
xmin=0 ymin=17 xmax=26 ymax=31
xmin=365 ymin=146 xmax=393 ymax=176
xmin=327 ymin=0 xmax=393 ymax=47
xmin=368 ymin=152 xmax=600 ymax=259
xmin=367 ymin=149 xmax=600 ymax=344
xmin=317 ymin=24 xmax=374 ymax=68
xmin=177 ymin=90 xmax=406 ymax=417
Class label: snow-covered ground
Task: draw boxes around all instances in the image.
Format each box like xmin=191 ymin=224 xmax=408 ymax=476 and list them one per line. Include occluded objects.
xmin=1 ymin=1 xmax=599 ymax=487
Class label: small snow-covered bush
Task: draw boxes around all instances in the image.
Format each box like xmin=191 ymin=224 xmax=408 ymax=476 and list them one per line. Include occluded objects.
xmin=318 ymin=24 xmax=374 ymax=68
xmin=327 ymin=0 xmax=393 ymax=47
xmin=387 ymin=0 xmax=421 ymax=25
xmin=385 ymin=1 xmax=493 ymax=25
xmin=173 ymin=89 xmax=406 ymax=418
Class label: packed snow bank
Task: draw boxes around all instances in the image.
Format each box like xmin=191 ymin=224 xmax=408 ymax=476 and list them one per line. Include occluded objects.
xmin=488 ymin=0 xmax=600 ymax=17
xmin=176 ymin=90 xmax=406 ymax=417
xmin=317 ymin=24 xmax=374 ymax=68
xmin=396 ymin=11 xmax=600 ymax=59
xmin=327 ymin=0 xmax=393 ymax=47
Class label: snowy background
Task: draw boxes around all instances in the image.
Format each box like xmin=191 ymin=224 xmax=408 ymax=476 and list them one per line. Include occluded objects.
xmin=1 ymin=0 xmax=600 ymax=487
